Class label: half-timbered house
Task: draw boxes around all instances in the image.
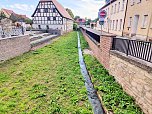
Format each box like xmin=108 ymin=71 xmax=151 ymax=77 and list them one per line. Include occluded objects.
xmin=32 ymin=0 xmax=73 ymax=34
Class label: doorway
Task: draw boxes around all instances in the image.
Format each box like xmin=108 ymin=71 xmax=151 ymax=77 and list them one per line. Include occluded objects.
xmin=131 ymin=15 xmax=139 ymax=35
xmin=38 ymin=25 xmax=41 ymax=29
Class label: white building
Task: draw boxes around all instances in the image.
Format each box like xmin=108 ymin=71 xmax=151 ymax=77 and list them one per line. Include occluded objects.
xmin=99 ymin=0 xmax=127 ymax=36
xmin=32 ymin=0 xmax=73 ymax=33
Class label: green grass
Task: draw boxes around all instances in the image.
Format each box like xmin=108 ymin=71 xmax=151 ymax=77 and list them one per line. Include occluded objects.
xmin=79 ymin=32 xmax=143 ymax=114
xmin=0 ymin=32 xmax=92 ymax=114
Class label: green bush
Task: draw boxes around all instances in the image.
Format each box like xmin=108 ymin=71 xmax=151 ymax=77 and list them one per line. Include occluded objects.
xmin=73 ymin=23 xmax=78 ymax=31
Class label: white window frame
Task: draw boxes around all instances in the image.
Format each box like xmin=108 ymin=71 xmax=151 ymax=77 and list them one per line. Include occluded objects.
xmin=142 ymin=15 xmax=148 ymax=28
xmin=119 ymin=19 xmax=122 ymax=31
xmin=122 ymin=0 xmax=125 ymax=11
xmin=118 ymin=2 xmax=120 ymax=13
xmin=116 ymin=20 xmax=118 ymax=31
xmin=137 ymin=0 xmax=141 ymax=4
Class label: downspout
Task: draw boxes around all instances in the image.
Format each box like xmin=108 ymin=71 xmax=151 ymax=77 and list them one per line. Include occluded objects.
xmin=66 ymin=18 xmax=68 ymax=33
xmin=146 ymin=12 xmax=152 ymax=41
xmin=122 ymin=0 xmax=129 ymax=37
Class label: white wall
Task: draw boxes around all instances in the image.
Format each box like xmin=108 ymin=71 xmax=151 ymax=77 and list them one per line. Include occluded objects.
xmin=100 ymin=0 xmax=127 ymax=36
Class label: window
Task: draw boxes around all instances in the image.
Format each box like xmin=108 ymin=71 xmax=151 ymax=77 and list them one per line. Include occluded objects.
xmin=142 ymin=15 xmax=148 ymax=28
xmin=128 ymin=17 xmax=132 ymax=27
xmin=110 ymin=20 xmax=112 ymax=30
xmin=111 ymin=6 xmax=113 ymax=14
xmin=53 ymin=8 xmax=56 ymax=12
xmin=130 ymin=0 xmax=135 ymax=6
xmin=116 ymin=20 xmax=118 ymax=30
xmin=53 ymin=17 xmax=56 ymax=21
xmin=120 ymin=19 xmax=122 ymax=30
xmin=118 ymin=2 xmax=120 ymax=12
xmin=47 ymin=17 xmax=50 ymax=21
xmin=44 ymin=8 xmax=48 ymax=13
xmin=122 ymin=0 xmax=125 ymax=11
xmin=114 ymin=4 xmax=117 ymax=13
xmin=137 ymin=0 xmax=141 ymax=3
xmin=113 ymin=20 xmax=115 ymax=30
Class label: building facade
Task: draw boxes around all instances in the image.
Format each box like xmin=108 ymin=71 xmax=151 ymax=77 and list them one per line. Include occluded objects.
xmin=99 ymin=0 xmax=127 ymax=36
xmin=123 ymin=0 xmax=152 ymax=41
xmin=32 ymin=0 xmax=73 ymax=33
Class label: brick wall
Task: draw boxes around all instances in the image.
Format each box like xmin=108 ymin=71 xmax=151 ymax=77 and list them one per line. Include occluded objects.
xmin=100 ymin=35 xmax=113 ymax=69
xmin=0 ymin=35 xmax=31 ymax=62
xmin=81 ymin=29 xmax=115 ymax=70
xmin=110 ymin=51 xmax=152 ymax=114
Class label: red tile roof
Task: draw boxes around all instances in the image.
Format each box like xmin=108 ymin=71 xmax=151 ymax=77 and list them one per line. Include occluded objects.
xmin=39 ymin=0 xmax=73 ymax=20
xmin=1 ymin=8 xmax=29 ymax=20
xmin=1 ymin=8 xmax=15 ymax=16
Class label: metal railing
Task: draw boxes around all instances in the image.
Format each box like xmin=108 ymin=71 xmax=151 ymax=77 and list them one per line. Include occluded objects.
xmin=112 ymin=38 xmax=152 ymax=63
xmin=86 ymin=30 xmax=100 ymax=43
xmin=80 ymin=26 xmax=101 ymax=44
xmin=0 ymin=27 xmax=24 ymax=38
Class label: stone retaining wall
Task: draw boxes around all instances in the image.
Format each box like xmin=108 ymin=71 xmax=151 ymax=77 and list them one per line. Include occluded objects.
xmin=81 ymin=28 xmax=152 ymax=114
xmin=0 ymin=35 xmax=30 ymax=62
xmin=109 ymin=51 xmax=152 ymax=114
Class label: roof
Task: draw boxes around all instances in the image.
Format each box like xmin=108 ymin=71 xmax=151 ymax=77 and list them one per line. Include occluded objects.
xmin=1 ymin=8 xmax=15 ymax=16
xmin=1 ymin=8 xmax=29 ymax=20
xmin=32 ymin=0 xmax=73 ymax=20
xmin=99 ymin=0 xmax=116 ymax=11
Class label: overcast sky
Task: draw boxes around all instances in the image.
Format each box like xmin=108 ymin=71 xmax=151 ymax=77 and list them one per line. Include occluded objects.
xmin=0 ymin=0 xmax=105 ymax=19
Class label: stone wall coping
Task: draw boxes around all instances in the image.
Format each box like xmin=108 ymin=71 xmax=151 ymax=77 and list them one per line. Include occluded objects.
xmin=110 ymin=50 xmax=152 ymax=73
xmin=101 ymin=34 xmax=116 ymax=37
xmin=80 ymin=25 xmax=116 ymax=37
xmin=0 ymin=34 xmax=29 ymax=41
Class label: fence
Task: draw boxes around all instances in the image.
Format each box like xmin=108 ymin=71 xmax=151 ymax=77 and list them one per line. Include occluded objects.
xmin=80 ymin=26 xmax=101 ymax=44
xmin=112 ymin=38 xmax=152 ymax=63
xmin=0 ymin=27 xmax=24 ymax=38
xmin=86 ymin=30 xmax=100 ymax=43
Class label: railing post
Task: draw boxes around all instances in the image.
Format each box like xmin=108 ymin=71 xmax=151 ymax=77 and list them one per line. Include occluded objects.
xmin=127 ymin=39 xmax=130 ymax=56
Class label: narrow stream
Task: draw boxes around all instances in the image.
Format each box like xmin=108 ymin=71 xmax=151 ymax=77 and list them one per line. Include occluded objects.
xmin=77 ymin=32 xmax=105 ymax=114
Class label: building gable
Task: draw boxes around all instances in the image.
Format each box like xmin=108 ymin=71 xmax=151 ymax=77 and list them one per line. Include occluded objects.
xmin=32 ymin=1 xmax=64 ymax=25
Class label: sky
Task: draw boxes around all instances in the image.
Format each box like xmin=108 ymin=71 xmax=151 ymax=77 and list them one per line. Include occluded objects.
xmin=0 ymin=0 xmax=105 ymax=19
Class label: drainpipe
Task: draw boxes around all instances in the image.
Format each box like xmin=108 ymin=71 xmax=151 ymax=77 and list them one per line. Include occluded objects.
xmin=66 ymin=18 xmax=68 ymax=33
xmin=146 ymin=12 xmax=152 ymax=41
xmin=122 ymin=0 xmax=129 ymax=37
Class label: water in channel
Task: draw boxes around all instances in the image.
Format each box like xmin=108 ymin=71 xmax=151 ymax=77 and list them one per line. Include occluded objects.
xmin=77 ymin=32 xmax=105 ymax=114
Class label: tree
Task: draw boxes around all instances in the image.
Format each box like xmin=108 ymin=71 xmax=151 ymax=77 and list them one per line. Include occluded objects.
xmin=66 ymin=8 xmax=74 ymax=19
xmin=85 ymin=19 xmax=91 ymax=25
xmin=93 ymin=18 xmax=99 ymax=22
xmin=74 ymin=16 xmax=80 ymax=21
xmin=0 ymin=12 xmax=6 ymax=20
xmin=25 ymin=19 xmax=32 ymax=25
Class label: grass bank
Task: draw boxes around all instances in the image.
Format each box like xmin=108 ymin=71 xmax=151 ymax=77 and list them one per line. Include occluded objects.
xmin=0 ymin=32 xmax=92 ymax=113
xmin=79 ymin=32 xmax=143 ymax=114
